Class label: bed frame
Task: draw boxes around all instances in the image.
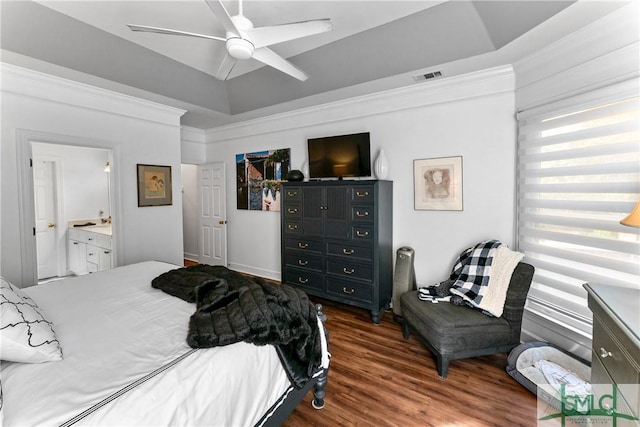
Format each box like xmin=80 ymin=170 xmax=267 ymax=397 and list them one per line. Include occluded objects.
xmin=262 ymin=303 xmax=329 ymax=426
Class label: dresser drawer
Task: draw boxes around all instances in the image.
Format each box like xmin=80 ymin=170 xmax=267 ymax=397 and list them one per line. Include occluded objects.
xmin=284 ymin=252 xmax=323 ymax=272
xmin=283 ymin=187 xmax=302 ymax=202
xmin=351 ymin=206 xmax=374 ymax=223
xmin=283 ymin=268 xmax=324 ymax=292
xmin=283 ymin=204 xmax=302 ymax=218
xmin=326 ymin=260 xmax=373 ymax=281
xmin=284 ymin=237 xmax=323 ymax=254
xmin=283 ymin=220 xmax=302 ymax=235
xmin=326 ymin=242 xmax=373 ymax=261
xmin=593 ymin=317 xmax=640 ymax=412
xmin=327 ymin=278 xmax=373 ymax=304
xmin=351 ymin=225 xmax=373 ymax=241
xmin=350 ymin=186 xmax=374 ymax=204
xmin=592 ymin=356 xmax=639 ymax=421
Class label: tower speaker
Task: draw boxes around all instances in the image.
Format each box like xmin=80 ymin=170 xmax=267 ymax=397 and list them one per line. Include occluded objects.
xmin=392 ymin=246 xmax=416 ymax=316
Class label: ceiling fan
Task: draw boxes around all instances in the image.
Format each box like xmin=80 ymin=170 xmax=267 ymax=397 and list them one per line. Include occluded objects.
xmin=127 ymin=0 xmax=332 ymax=81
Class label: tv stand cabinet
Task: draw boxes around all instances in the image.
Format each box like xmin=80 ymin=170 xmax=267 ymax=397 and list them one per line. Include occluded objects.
xmin=280 ymin=180 xmax=393 ymax=323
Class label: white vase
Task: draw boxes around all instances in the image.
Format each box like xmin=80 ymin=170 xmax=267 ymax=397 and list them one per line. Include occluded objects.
xmin=374 ymin=149 xmax=389 ymax=179
xmin=301 ymin=159 xmax=309 ymax=181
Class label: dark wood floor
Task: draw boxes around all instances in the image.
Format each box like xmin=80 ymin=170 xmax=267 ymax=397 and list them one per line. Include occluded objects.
xmin=182 ymin=262 xmax=537 ymax=425
xmin=283 ymin=297 xmax=538 ymax=427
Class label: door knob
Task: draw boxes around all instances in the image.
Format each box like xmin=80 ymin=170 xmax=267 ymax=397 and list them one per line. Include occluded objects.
xmin=48 ymin=223 xmax=55 ymax=228
xmin=218 ymin=220 xmax=227 ymax=225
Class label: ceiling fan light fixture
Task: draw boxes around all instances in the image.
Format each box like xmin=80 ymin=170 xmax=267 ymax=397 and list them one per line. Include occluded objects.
xmin=226 ymin=37 xmax=254 ymax=59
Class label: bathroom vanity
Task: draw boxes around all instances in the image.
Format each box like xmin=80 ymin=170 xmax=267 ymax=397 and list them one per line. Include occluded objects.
xmin=68 ymin=224 xmax=113 ymax=275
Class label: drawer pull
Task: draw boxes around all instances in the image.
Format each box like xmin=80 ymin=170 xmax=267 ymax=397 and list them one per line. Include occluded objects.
xmin=356 ymin=230 xmax=369 ymax=237
xmin=356 ymin=211 xmax=369 ymax=217
xmin=599 ymin=347 xmax=613 ymax=358
xmin=288 ymin=224 xmax=298 ymax=230
xmin=298 ymin=277 xmax=309 ymax=284
xmin=287 ymin=191 xmax=298 ymax=197
xmin=288 ymin=208 xmax=298 ymax=214
xmin=355 ymin=191 xmax=369 ymax=198
xmin=343 ymin=267 xmax=355 ymax=275
xmin=298 ymin=242 xmax=309 ymax=249
xmin=343 ymin=249 xmax=354 ymax=255
xmin=298 ymin=260 xmax=309 ymax=266
xmin=342 ymin=287 xmax=355 ymax=294
xmin=104 ymin=251 xmax=110 ymax=254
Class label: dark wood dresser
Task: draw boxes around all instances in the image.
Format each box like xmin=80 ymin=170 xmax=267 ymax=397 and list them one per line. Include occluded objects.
xmin=584 ymin=283 xmax=640 ymax=420
xmin=280 ymin=180 xmax=393 ymax=323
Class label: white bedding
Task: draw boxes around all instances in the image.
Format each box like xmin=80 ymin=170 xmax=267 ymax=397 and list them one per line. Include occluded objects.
xmin=1 ymin=261 xmax=327 ymax=426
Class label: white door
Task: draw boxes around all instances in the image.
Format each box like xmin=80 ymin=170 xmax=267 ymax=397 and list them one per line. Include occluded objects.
xmin=33 ymin=159 xmax=58 ymax=279
xmin=197 ymin=163 xmax=227 ymax=266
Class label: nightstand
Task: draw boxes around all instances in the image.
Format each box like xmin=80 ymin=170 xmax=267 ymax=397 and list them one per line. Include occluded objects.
xmin=584 ymin=283 xmax=640 ymax=420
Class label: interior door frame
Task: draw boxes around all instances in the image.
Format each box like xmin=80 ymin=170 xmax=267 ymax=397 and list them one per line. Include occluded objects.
xmin=16 ymin=130 xmax=121 ymax=285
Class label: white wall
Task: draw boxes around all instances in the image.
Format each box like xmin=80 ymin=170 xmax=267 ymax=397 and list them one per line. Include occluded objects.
xmin=201 ymin=66 xmax=517 ymax=282
xmin=1 ymin=63 xmax=186 ymax=286
xmin=32 ymin=143 xmax=110 ymax=222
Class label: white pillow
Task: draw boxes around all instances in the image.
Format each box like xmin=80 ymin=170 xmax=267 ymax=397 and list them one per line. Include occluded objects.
xmin=0 ymin=277 xmax=63 ymax=363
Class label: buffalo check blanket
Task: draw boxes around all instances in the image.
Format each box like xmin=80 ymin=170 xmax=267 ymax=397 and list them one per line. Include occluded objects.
xmin=448 ymin=240 xmax=522 ymax=317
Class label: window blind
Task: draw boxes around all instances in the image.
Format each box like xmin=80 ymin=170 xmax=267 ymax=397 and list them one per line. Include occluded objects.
xmin=517 ymin=78 xmax=640 ymax=324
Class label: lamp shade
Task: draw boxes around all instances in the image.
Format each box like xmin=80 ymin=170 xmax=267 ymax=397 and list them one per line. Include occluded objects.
xmin=620 ymin=202 xmax=640 ymax=227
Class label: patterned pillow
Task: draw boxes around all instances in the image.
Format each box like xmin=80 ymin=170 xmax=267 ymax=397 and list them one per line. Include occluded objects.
xmin=0 ymin=277 xmax=63 ymax=363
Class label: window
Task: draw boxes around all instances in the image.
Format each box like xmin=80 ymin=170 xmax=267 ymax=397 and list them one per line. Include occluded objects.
xmin=517 ymin=79 xmax=640 ymax=326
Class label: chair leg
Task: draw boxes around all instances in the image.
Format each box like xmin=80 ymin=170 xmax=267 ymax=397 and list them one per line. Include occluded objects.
xmin=402 ymin=320 xmax=411 ymax=339
xmin=436 ymin=355 xmax=449 ymax=379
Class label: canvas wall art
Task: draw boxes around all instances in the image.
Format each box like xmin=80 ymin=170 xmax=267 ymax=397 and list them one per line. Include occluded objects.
xmin=236 ymin=148 xmax=290 ymax=212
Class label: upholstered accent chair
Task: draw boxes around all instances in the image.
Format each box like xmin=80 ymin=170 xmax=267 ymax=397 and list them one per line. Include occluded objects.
xmin=400 ymin=262 xmax=534 ymax=378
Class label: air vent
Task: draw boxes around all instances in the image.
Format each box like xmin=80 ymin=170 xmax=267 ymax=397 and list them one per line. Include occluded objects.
xmin=413 ymin=71 xmax=443 ymax=82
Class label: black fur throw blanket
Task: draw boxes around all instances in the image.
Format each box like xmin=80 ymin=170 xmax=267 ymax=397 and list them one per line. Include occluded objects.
xmin=151 ymin=264 xmax=322 ymax=388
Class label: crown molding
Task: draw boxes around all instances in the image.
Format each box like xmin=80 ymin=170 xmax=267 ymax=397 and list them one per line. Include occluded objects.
xmin=204 ymin=64 xmax=515 ymax=143
xmin=1 ymin=62 xmax=186 ymax=127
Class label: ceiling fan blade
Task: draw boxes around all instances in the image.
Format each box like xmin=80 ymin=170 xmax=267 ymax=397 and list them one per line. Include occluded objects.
xmin=205 ymin=0 xmax=241 ymax=36
xmin=127 ymin=24 xmax=226 ymax=42
xmin=215 ymin=53 xmax=238 ymax=80
xmin=251 ymin=47 xmax=309 ymax=81
xmin=248 ymin=19 xmax=332 ymax=49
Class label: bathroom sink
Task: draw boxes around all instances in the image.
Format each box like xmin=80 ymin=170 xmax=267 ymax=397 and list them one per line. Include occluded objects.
xmin=81 ymin=225 xmax=112 ymax=235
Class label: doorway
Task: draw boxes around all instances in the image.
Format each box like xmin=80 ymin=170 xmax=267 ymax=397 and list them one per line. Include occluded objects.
xmin=181 ymin=162 xmax=227 ymax=267
xmin=31 ymin=142 xmax=112 ymax=282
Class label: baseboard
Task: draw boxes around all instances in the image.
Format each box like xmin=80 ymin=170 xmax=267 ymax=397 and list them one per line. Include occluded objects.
xmin=183 ymin=252 xmax=198 ymax=263
xmin=227 ymin=262 xmax=280 ymax=282
xmin=521 ymin=309 xmax=592 ymax=362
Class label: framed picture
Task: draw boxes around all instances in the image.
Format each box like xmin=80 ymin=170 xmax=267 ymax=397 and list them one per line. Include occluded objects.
xmin=137 ymin=164 xmax=172 ymax=207
xmin=414 ymin=156 xmax=463 ymax=211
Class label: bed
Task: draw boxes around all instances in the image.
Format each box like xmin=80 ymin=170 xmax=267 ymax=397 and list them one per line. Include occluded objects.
xmin=0 ymin=261 xmax=329 ymax=426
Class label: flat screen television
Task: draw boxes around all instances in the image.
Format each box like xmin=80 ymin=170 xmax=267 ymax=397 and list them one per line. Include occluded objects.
xmin=307 ymin=132 xmax=371 ymax=179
